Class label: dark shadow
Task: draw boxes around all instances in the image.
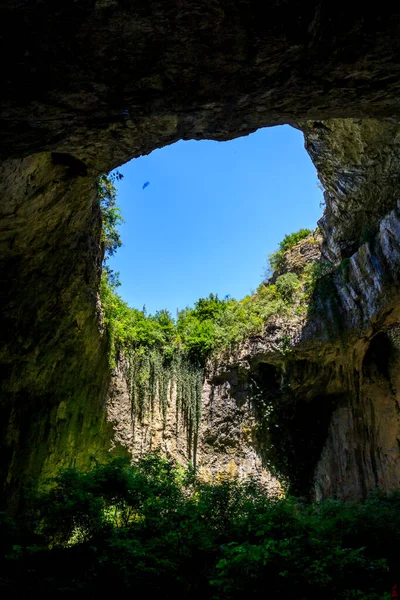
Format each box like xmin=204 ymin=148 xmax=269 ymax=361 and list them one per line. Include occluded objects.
xmin=250 ymin=362 xmax=339 ymax=498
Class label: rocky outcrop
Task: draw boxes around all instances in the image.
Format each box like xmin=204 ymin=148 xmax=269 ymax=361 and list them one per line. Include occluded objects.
xmin=270 ymin=230 xmax=323 ymax=281
xmin=107 ymin=356 xmax=282 ymax=494
xmin=279 ymin=233 xmax=322 ymax=276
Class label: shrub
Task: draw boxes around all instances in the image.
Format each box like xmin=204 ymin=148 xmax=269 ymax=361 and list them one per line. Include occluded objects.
xmin=1 ymin=457 xmax=398 ymax=599
xmin=275 ymin=273 xmax=301 ymax=302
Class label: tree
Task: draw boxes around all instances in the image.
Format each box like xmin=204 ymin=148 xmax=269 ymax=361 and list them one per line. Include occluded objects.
xmin=98 ymin=171 xmax=124 ymax=261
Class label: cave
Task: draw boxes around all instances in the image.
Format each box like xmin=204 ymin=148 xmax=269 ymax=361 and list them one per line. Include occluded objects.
xmin=363 ymin=332 xmax=396 ymax=383
xmin=1 ymin=2 xmax=400 ymax=506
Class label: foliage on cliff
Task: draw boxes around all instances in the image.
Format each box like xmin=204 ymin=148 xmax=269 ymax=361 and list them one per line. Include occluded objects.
xmin=1 ymin=454 xmax=398 ymax=598
xmin=268 ymin=227 xmax=312 ymax=274
xmin=98 ymin=175 xmax=328 ymax=431
xmin=100 ymin=256 xmax=307 ymax=362
xmin=100 ymin=265 xmax=307 ymax=429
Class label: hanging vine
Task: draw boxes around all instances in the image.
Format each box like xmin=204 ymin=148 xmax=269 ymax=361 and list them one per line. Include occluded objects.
xmin=126 ymin=347 xmax=204 ymax=435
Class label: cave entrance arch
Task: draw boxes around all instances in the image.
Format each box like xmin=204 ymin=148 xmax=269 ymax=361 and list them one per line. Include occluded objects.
xmin=109 ymin=125 xmax=322 ymax=314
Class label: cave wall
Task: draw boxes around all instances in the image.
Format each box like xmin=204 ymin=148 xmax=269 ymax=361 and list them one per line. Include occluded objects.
xmin=1 ymin=2 xmax=400 ymax=501
xmin=0 ymin=154 xmax=120 ymax=506
xmin=315 ymin=329 xmax=400 ymax=500
xmin=107 ymin=315 xmax=400 ymax=501
xmin=302 ymin=119 xmax=400 ymax=262
xmin=107 ymin=356 xmax=282 ymax=493
xmin=3 ymin=3 xmax=400 ymax=167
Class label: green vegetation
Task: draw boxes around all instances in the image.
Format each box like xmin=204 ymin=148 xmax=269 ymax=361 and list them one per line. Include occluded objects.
xmin=268 ymin=228 xmax=312 ymax=274
xmin=100 ymin=270 xmax=306 ymax=431
xmin=97 ymin=175 xmax=337 ymax=441
xmin=275 ymin=272 xmax=302 ymax=302
xmin=99 ymin=225 xmax=311 ymax=368
xmin=1 ymin=455 xmax=398 ymax=598
xmin=98 ymin=171 xmax=124 ymax=260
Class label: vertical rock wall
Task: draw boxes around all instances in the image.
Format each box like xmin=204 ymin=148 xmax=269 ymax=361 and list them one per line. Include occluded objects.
xmin=107 ymin=356 xmax=282 ymax=493
xmin=0 ymin=155 xmax=119 ymax=506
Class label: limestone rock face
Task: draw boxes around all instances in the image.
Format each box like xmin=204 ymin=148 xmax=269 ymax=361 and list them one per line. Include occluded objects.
xmin=280 ymin=233 xmax=322 ymax=276
xmin=271 ymin=231 xmax=323 ymax=280
xmin=107 ymin=356 xmax=282 ymax=494
xmin=311 ymin=205 xmax=400 ymax=499
xmin=302 ymin=120 xmax=400 ymax=262
xmin=1 ymin=1 xmax=400 ymax=503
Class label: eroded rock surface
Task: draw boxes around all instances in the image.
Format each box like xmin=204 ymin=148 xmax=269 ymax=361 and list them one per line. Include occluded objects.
xmin=0 ymin=154 xmax=119 ymax=505
xmin=107 ymin=356 xmax=282 ymax=494
xmin=2 ymin=3 xmax=400 ymax=167
xmin=302 ymin=119 xmax=400 ymax=262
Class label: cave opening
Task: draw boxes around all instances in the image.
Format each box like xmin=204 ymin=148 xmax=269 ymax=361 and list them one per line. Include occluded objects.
xmin=363 ymin=332 xmax=396 ymax=383
xmin=106 ymin=124 xmax=323 ymax=316
xmin=1 ymin=2 xmax=400 ymax=528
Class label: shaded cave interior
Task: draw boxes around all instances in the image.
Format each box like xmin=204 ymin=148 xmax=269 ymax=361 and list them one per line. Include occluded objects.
xmin=250 ymin=361 xmax=340 ymax=497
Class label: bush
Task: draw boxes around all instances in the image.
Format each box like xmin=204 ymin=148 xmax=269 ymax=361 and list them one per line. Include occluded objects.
xmin=275 ymin=273 xmax=301 ymax=302
xmin=1 ymin=456 xmax=398 ymax=599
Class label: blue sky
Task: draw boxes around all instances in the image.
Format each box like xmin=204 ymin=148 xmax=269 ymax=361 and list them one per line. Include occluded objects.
xmin=109 ymin=125 xmax=323 ymax=316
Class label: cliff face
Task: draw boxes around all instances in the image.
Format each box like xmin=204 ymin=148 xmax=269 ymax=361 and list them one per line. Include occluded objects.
xmin=302 ymin=119 xmax=400 ymax=262
xmin=107 ymin=356 xmax=282 ymax=494
xmin=1 ymin=2 xmax=400 ymax=504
